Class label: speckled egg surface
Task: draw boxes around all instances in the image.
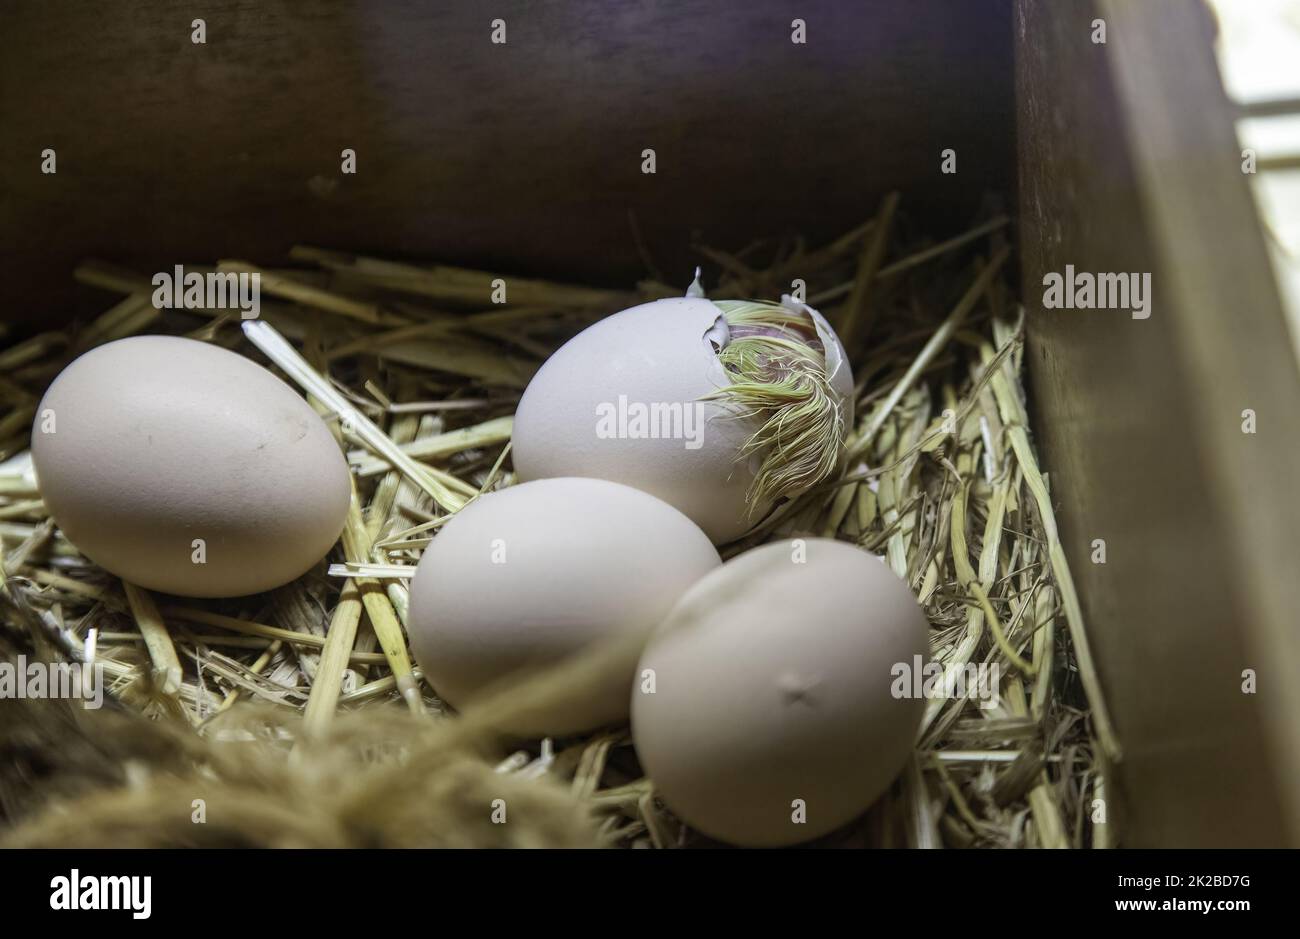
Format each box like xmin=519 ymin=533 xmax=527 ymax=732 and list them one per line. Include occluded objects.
xmin=31 ymin=335 xmax=351 ymax=598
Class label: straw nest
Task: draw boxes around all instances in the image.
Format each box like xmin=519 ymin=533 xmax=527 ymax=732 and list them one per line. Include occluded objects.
xmin=0 ymin=195 xmax=1118 ymax=848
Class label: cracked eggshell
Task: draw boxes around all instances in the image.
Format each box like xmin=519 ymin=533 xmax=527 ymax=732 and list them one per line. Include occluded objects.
xmin=630 ymin=537 xmax=928 ymax=846
xmin=786 ymin=295 xmax=855 ymax=424
xmin=407 ymin=477 xmax=721 ymax=736
xmin=30 ymin=336 xmax=351 ymax=598
xmin=511 ymin=298 xmax=762 ymax=544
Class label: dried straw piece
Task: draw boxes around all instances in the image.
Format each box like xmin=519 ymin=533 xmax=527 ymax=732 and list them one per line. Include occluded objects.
xmin=809 ymin=215 xmax=1011 ymax=306
xmin=977 ymin=335 xmax=1121 ymax=762
xmin=850 ymin=247 xmax=1010 ymax=460
xmin=160 ymin=607 xmax=379 ymax=664
xmin=300 ymin=580 xmax=364 ymax=739
xmin=121 ymin=582 xmax=186 ymax=724
xmin=242 ymin=320 xmax=471 ymax=512
xmin=0 ymin=333 xmax=67 ymax=371
xmin=364 ymin=407 xmax=421 ymax=541
xmin=209 ymin=639 xmax=282 ymax=717
xmin=338 ymin=488 xmax=423 ymax=715
xmin=290 ymin=245 xmax=630 ymax=310
xmin=218 ymin=260 xmax=410 ymax=327
xmin=839 ymin=190 xmax=900 ymax=348
xmin=348 ymin=416 xmax=513 ymax=478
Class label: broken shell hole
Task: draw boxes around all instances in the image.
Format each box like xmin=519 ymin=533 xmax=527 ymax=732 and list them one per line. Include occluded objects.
xmin=706 ymin=300 xmax=824 ymax=354
xmin=726 ymin=322 xmax=823 ymax=351
xmin=712 ymin=296 xmax=821 ymax=343
xmin=719 ymin=343 xmax=824 ymax=386
xmin=697 ymin=300 xmax=845 ymax=508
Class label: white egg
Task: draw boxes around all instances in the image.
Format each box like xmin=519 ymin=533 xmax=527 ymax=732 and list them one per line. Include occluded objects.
xmin=407 ymin=477 xmax=720 ymax=736
xmin=30 ymin=336 xmax=351 ymax=598
xmin=512 ymin=297 xmax=853 ymax=543
xmin=631 ymin=538 xmax=929 ymax=846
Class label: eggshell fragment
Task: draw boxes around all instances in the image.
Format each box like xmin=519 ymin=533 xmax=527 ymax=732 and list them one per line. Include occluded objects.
xmin=31 ymin=335 xmax=351 ymax=598
xmin=407 ymin=477 xmax=721 ymax=736
xmin=630 ymin=537 xmax=929 ymax=846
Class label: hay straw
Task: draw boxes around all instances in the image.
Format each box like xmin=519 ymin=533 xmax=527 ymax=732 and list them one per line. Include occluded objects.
xmin=338 ymin=487 xmax=423 ymax=715
xmin=242 ymin=320 xmax=473 ymax=511
xmin=0 ymin=202 xmax=1111 ymax=849
xmin=976 ymin=331 xmax=1122 ymax=762
xmin=349 ymin=416 xmax=513 ymax=478
xmin=289 ymin=244 xmax=631 ymax=310
xmin=219 ymin=260 xmax=410 ymax=327
xmin=851 ymin=247 xmax=1010 ymax=459
xmin=122 ymin=582 xmax=182 ymax=699
xmin=300 ymin=580 xmax=364 ymax=739
xmin=839 ymin=190 xmax=900 ymax=348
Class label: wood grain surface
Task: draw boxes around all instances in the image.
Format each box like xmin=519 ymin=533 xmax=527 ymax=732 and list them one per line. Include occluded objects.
xmin=0 ymin=0 xmax=1012 ymax=328
xmin=1018 ymin=0 xmax=1300 ymax=846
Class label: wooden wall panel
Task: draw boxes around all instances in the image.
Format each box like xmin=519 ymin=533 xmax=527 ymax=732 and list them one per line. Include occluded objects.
xmin=0 ymin=0 xmax=1012 ymax=328
xmin=1017 ymin=0 xmax=1300 ymax=846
